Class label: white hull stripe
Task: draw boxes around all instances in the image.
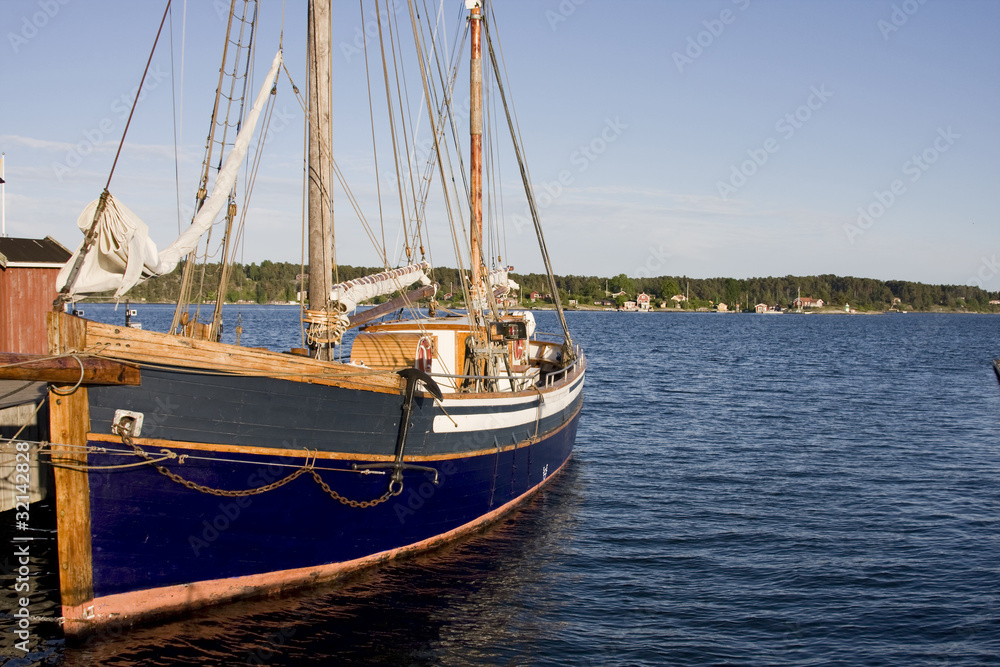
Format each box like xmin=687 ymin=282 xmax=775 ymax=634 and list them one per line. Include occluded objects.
xmin=435 ymin=373 xmax=584 ymax=409
xmin=433 ymin=374 xmax=584 ymax=433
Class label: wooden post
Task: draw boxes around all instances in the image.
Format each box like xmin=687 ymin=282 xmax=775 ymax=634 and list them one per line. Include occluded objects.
xmin=46 ymin=312 xmax=94 ymax=610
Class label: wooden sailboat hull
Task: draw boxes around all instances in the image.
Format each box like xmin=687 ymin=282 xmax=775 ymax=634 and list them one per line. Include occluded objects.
xmin=60 ymin=412 xmax=579 ymax=635
xmin=44 ymin=314 xmax=585 ymax=635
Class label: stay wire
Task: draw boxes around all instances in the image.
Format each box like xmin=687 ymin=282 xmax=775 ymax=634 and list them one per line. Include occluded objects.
xmin=168 ymin=1 xmax=185 ymax=236
xmin=387 ymin=6 xmax=420 ymax=265
xmin=106 ymin=0 xmax=173 ymax=191
xmin=282 ymin=38 xmax=388 ymax=269
xmin=405 ymin=0 xmax=472 ymax=314
xmin=361 ymin=1 xmax=390 ymax=269
xmin=375 ymin=1 xmax=412 ymax=266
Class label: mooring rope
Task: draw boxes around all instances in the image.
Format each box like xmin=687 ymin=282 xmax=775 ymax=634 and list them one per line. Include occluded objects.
xmin=0 ymin=396 xmax=48 ymax=448
xmin=49 ymin=449 xmax=179 ymax=472
xmin=107 ymin=416 xmax=402 ymax=507
xmin=48 ymin=354 xmax=85 ymax=396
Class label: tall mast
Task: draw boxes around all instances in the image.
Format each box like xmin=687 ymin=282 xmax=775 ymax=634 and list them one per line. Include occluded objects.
xmin=307 ymin=0 xmax=334 ymax=359
xmin=469 ymin=0 xmax=483 ymax=292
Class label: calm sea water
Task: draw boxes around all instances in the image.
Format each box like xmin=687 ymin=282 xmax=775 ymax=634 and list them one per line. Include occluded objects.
xmin=3 ymin=306 xmax=999 ymax=665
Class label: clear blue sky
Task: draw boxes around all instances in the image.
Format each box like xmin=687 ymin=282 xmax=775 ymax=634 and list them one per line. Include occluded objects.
xmin=2 ymin=0 xmax=998 ymax=289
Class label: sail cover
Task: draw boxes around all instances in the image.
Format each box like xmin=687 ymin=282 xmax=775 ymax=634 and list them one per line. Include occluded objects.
xmin=56 ymin=51 xmax=284 ymax=299
xmin=330 ymin=262 xmax=432 ymax=313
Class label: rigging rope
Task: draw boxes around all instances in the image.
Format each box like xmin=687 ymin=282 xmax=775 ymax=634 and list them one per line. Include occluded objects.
xmin=375 ymin=1 xmax=414 ymax=265
xmin=54 ymin=1 xmax=174 ymax=308
xmin=406 ymin=0 xmax=476 ymax=324
xmin=483 ymin=11 xmax=575 ymax=356
xmin=0 ymin=396 xmax=47 ymax=448
xmin=169 ymin=0 xmax=185 ymax=236
xmin=361 ymin=1 xmax=390 ymax=268
xmin=282 ymin=60 xmax=390 ymax=269
xmin=386 ymin=2 xmax=423 ymax=266
xmin=5 ymin=439 xmax=391 ymax=478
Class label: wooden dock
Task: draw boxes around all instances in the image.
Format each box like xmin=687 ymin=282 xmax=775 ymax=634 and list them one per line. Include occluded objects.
xmin=0 ymin=236 xmax=71 ymax=511
xmin=0 ymin=380 xmax=49 ymax=511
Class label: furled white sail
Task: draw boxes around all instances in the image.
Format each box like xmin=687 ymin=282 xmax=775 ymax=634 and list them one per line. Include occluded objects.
xmin=54 ymin=195 xmax=159 ymax=297
xmin=330 ymin=262 xmax=432 ymax=313
xmin=487 ymin=267 xmax=518 ymax=293
xmin=56 ymin=51 xmax=284 ymax=299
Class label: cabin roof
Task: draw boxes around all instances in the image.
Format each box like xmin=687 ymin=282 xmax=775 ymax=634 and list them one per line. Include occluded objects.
xmin=0 ymin=236 xmax=71 ymax=268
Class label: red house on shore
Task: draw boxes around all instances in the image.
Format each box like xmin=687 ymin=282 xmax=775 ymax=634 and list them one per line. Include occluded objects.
xmin=792 ymin=296 xmax=824 ymax=309
xmin=0 ymin=236 xmax=72 ymax=354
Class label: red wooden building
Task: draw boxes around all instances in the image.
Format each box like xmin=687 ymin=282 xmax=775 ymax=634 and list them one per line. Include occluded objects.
xmin=0 ymin=236 xmax=72 ymax=354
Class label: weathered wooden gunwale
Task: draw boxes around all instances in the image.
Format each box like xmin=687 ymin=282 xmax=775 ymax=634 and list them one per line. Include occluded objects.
xmin=75 ymin=315 xmax=401 ymax=393
xmin=59 ymin=313 xmax=581 ymax=402
xmin=0 ymin=352 xmax=140 ymax=385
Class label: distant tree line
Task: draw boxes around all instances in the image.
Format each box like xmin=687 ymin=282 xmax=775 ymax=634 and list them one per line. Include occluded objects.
xmin=107 ymin=262 xmax=470 ymax=307
xmin=98 ymin=262 xmax=999 ymax=313
xmin=511 ymin=272 xmax=998 ymax=312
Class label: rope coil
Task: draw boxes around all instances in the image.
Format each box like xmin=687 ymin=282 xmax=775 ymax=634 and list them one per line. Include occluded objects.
xmin=303 ymin=305 xmax=350 ymax=346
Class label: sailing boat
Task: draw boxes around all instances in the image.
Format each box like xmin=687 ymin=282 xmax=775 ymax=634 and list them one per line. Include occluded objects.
xmin=2 ymin=0 xmax=584 ymax=636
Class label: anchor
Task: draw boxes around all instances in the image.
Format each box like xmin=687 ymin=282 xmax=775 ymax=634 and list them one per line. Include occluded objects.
xmin=353 ymin=367 xmax=444 ymax=493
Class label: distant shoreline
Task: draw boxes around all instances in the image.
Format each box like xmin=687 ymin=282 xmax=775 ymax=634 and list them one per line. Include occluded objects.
xmin=74 ymin=300 xmax=996 ymax=315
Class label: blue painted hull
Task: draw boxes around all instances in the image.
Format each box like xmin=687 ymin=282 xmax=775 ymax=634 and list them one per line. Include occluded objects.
xmin=85 ymin=413 xmax=578 ymax=598
xmin=80 ymin=363 xmax=583 ymax=604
